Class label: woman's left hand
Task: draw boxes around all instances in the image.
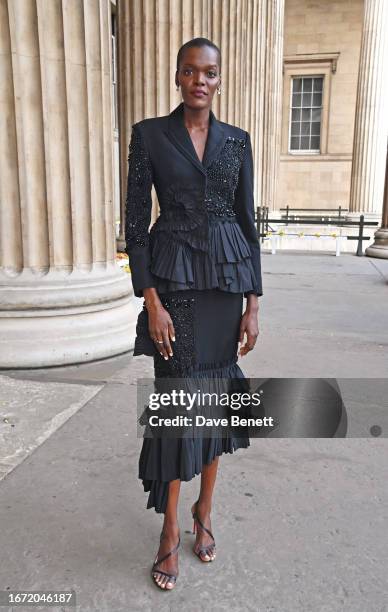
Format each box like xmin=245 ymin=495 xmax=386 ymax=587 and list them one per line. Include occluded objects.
xmin=238 ymin=297 xmax=259 ymax=356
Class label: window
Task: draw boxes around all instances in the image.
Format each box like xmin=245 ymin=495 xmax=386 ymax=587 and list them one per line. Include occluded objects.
xmin=282 ymin=53 xmax=339 ymax=157
xmin=289 ymin=76 xmax=323 ymax=153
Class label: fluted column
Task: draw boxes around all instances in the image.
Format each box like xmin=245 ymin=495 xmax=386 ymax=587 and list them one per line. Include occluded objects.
xmin=348 ymin=0 xmax=388 ymax=221
xmin=117 ymin=0 xmax=282 ymax=247
xmin=261 ymin=0 xmax=284 ymax=213
xmin=0 ymin=0 xmax=137 ymax=367
xmin=366 ymin=143 xmax=388 ymax=258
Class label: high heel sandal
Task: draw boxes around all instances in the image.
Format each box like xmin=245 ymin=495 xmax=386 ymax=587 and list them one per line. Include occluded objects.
xmin=151 ymin=531 xmax=180 ymax=590
xmin=191 ymin=499 xmax=216 ymax=562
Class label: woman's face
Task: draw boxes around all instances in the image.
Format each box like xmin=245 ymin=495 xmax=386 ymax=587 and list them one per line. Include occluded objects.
xmin=176 ymin=45 xmax=221 ymax=110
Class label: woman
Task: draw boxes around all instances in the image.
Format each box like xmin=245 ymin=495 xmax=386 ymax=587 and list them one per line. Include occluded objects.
xmin=125 ymin=37 xmax=263 ymax=590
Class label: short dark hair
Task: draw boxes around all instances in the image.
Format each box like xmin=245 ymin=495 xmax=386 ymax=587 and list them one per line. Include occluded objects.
xmin=176 ymin=37 xmax=221 ymax=72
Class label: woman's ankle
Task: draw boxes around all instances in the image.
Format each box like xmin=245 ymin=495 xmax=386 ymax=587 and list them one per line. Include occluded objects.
xmin=197 ymin=498 xmax=212 ymax=516
xmin=162 ymin=517 xmax=180 ymax=536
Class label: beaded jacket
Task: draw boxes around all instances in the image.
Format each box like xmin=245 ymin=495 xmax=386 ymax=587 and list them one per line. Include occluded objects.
xmin=125 ymin=101 xmax=263 ymax=300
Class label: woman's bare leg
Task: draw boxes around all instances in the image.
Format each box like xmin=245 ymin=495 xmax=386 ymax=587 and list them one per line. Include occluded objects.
xmin=153 ymin=479 xmax=181 ymax=589
xmin=193 ymin=456 xmax=219 ymax=561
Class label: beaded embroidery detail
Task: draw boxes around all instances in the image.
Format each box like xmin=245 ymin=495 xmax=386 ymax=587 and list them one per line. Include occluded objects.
xmin=154 ymin=295 xmax=196 ymax=378
xmin=133 ymin=306 xmax=157 ymax=357
xmin=204 ymin=136 xmax=246 ymax=218
xmin=125 ymin=126 xmax=153 ymax=250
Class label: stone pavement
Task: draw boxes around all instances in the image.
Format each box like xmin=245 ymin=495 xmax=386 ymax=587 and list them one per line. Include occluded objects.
xmin=0 ymin=251 xmax=388 ymax=612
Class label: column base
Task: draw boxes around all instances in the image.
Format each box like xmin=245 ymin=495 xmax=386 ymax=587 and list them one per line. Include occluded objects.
xmin=0 ymin=264 xmax=140 ymax=368
xmin=365 ymin=227 xmax=388 ymax=259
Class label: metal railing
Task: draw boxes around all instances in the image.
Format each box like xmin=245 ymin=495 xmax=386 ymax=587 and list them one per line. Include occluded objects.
xmin=280 ymin=205 xmax=348 ymax=225
xmin=256 ymin=206 xmax=379 ymax=256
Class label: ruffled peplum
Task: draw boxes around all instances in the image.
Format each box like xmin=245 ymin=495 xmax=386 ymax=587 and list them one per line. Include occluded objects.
xmin=149 ymin=216 xmax=258 ymax=294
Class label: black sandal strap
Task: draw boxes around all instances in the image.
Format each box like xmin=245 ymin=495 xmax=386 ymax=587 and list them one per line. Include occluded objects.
xmin=196 ymin=543 xmax=216 ymax=553
xmin=193 ymin=512 xmax=215 ymax=543
xmin=153 ymin=535 xmax=180 ymax=568
xmin=152 ymin=569 xmax=177 ymax=582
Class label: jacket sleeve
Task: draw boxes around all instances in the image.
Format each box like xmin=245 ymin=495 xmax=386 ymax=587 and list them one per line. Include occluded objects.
xmin=234 ymin=131 xmax=263 ymax=298
xmin=124 ymin=123 xmax=157 ymax=298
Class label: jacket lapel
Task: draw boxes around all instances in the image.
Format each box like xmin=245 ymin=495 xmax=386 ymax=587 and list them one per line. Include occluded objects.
xmin=201 ymin=107 xmax=227 ymax=169
xmin=165 ymin=102 xmax=227 ymax=176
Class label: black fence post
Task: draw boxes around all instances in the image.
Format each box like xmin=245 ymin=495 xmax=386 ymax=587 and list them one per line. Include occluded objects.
xmin=256 ymin=206 xmax=261 ymax=241
xmin=357 ymin=214 xmax=364 ymax=256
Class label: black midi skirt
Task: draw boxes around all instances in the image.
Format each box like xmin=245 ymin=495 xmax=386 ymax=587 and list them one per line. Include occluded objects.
xmin=137 ymin=288 xmax=252 ymax=514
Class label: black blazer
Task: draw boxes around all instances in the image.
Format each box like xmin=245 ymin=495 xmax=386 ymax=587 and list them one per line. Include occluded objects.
xmin=125 ymin=101 xmax=263 ymax=298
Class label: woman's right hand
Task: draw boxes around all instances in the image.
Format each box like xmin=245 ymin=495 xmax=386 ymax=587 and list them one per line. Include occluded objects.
xmin=143 ymin=288 xmax=175 ymax=360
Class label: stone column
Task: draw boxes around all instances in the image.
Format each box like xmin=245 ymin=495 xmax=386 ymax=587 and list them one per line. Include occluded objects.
xmin=0 ymin=0 xmax=137 ymax=367
xmin=348 ymin=0 xmax=388 ymax=222
xmin=366 ymin=143 xmax=388 ymax=258
xmin=261 ymin=0 xmax=285 ymax=213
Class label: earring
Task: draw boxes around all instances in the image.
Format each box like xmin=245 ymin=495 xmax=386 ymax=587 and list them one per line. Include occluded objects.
xmin=217 ymin=85 xmax=221 ymax=95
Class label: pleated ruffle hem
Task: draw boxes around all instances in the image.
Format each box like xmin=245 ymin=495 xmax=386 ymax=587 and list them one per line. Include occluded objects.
xmin=138 ymin=356 xmax=251 ymax=513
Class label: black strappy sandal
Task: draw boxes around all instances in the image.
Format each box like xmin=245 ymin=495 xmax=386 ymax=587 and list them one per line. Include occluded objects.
xmin=191 ymin=500 xmax=216 ymax=562
xmin=151 ymin=531 xmax=180 ymax=590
